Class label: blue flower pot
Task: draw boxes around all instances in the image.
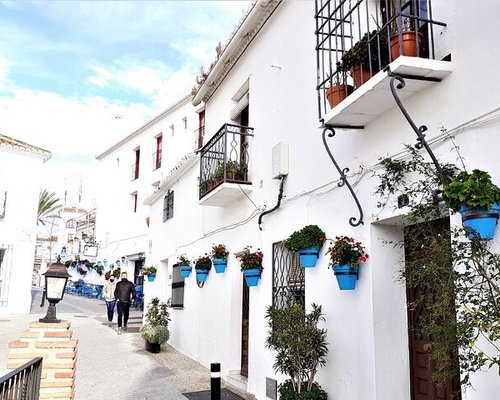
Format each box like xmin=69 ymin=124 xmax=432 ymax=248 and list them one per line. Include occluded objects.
xmin=196 ymin=269 xmax=209 ymax=282
xmin=147 ymin=273 xmax=156 ymax=282
xmin=333 ymin=264 xmax=358 ymax=290
xmin=243 ymin=269 xmax=261 ymax=287
xmin=298 ymin=247 xmax=320 ymax=268
xmin=213 ymin=258 xmax=227 ymax=273
xmin=459 ymin=203 xmax=500 ymax=240
xmin=180 ymin=265 xmax=192 ymax=278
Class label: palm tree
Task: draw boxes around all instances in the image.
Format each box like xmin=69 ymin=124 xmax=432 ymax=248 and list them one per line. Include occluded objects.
xmin=37 ymin=189 xmax=62 ymax=226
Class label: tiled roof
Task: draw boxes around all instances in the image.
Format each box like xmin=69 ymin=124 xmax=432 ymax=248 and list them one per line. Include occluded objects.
xmin=0 ymin=134 xmax=52 ymax=161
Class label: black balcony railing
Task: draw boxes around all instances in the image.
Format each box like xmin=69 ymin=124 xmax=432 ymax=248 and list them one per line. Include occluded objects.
xmin=199 ymin=124 xmax=254 ymax=199
xmin=152 ymin=150 xmax=162 ymax=170
xmin=0 ymin=357 xmax=42 ymax=400
xmin=131 ymin=163 xmax=139 ymax=181
xmin=315 ymin=0 xmax=446 ymax=122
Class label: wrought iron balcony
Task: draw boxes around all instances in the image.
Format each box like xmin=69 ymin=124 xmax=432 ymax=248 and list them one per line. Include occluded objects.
xmin=315 ymin=0 xmax=449 ymax=126
xmin=199 ymin=124 xmax=254 ymax=203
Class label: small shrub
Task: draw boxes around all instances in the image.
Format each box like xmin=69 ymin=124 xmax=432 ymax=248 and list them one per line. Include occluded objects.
xmin=278 ymin=380 xmax=328 ymax=400
xmin=139 ymin=324 xmax=169 ymax=344
xmin=284 ymin=225 xmax=326 ymax=252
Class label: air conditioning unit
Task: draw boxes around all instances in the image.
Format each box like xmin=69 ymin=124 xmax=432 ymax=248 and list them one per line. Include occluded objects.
xmin=272 ymin=143 xmax=289 ymax=179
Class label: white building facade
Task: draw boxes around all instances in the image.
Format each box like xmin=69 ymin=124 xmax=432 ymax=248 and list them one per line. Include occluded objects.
xmin=0 ymin=134 xmax=51 ymax=315
xmin=95 ymin=94 xmax=203 ymax=283
xmin=142 ymin=1 xmax=500 ymax=400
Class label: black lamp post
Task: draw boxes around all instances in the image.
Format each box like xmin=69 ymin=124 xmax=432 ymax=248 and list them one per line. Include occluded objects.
xmin=39 ymin=256 xmax=71 ymax=323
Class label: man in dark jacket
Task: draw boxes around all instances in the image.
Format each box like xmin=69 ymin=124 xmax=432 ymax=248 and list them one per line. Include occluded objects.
xmin=114 ymin=272 xmax=136 ymax=334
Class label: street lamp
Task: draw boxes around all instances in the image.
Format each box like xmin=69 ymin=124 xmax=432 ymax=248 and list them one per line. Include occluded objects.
xmin=39 ymin=256 xmax=71 ymax=323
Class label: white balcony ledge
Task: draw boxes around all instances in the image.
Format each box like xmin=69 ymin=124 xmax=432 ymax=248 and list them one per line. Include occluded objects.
xmin=322 ymin=56 xmax=455 ymax=128
xmin=199 ymin=182 xmax=253 ymax=207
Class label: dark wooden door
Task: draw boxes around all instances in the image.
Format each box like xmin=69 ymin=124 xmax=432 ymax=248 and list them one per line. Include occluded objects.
xmin=404 ymin=218 xmax=460 ymax=400
xmin=241 ymin=278 xmax=250 ymax=377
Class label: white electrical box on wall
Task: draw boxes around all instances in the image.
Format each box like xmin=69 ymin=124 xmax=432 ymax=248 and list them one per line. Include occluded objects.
xmin=272 ymin=142 xmax=289 ymax=179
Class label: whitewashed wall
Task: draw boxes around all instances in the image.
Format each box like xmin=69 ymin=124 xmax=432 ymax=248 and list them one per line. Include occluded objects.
xmin=145 ymin=1 xmax=500 ymax=399
xmin=0 ymin=151 xmax=46 ymax=315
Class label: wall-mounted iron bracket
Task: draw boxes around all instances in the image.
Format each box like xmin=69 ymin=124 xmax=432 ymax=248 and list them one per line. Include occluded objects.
xmin=387 ymin=69 xmax=446 ymax=183
xmin=322 ymin=126 xmax=364 ymax=227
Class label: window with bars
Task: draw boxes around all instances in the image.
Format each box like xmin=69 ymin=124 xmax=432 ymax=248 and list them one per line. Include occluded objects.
xmin=163 ymin=190 xmax=174 ymax=222
xmin=171 ymin=264 xmax=184 ymax=308
xmin=272 ymin=241 xmax=305 ymax=310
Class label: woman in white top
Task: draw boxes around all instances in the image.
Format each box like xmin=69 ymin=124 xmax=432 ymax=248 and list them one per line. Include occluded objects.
xmin=102 ymin=274 xmax=117 ymax=326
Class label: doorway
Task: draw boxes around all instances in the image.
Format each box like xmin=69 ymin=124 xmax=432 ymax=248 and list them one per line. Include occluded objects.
xmin=241 ymin=278 xmax=249 ymax=377
xmin=404 ymin=218 xmax=460 ymax=400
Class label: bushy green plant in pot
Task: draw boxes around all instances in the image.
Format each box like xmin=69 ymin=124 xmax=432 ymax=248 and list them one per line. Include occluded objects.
xmin=442 ymin=169 xmax=500 ymax=240
xmin=140 ymin=297 xmax=170 ymax=353
xmin=178 ymin=255 xmax=192 ymax=278
xmin=195 ymin=255 xmax=212 ymax=283
xmin=266 ymin=303 xmax=328 ymax=400
xmin=211 ymin=244 xmax=230 ymax=273
xmin=142 ymin=266 xmax=157 ymax=282
xmin=237 ymin=246 xmax=264 ymax=287
xmin=284 ymin=225 xmax=326 ymax=268
xmin=326 ymin=236 xmax=368 ymax=290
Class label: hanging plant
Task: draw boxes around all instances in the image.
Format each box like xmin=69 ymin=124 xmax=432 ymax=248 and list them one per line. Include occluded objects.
xmin=237 ymin=246 xmax=264 ymax=287
xmin=326 ymin=236 xmax=368 ymax=290
xmin=284 ymin=225 xmax=326 ymax=268
xmin=177 ymin=255 xmax=192 ymax=278
xmin=210 ymin=244 xmax=229 ymax=273
xmin=195 ymin=255 xmax=212 ymax=283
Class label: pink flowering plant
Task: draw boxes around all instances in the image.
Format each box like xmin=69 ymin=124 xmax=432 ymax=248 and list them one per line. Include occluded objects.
xmin=236 ymin=246 xmax=264 ymax=271
xmin=211 ymin=244 xmax=229 ymax=259
xmin=326 ymin=236 xmax=368 ymax=269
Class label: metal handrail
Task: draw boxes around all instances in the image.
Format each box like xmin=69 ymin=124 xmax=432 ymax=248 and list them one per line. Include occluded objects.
xmin=0 ymin=357 xmax=43 ymax=400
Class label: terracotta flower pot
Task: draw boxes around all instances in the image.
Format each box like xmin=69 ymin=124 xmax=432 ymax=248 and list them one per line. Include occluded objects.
xmin=390 ymin=31 xmax=423 ymax=60
xmin=326 ymin=84 xmax=354 ymax=108
xmin=350 ymin=65 xmax=376 ymax=89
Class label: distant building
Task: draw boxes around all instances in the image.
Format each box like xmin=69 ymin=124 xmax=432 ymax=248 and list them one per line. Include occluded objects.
xmin=0 ymin=134 xmax=51 ymax=315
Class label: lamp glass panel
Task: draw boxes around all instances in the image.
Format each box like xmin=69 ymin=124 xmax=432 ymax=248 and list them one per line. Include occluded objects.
xmin=46 ymin=277 xmax=66 ymax=300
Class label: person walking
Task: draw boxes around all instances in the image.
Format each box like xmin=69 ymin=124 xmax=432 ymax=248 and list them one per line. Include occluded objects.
xmin=102 ymin=274 xmax=117 ymax=326
xmin=114 ymin=271 xmax=136 ymax=335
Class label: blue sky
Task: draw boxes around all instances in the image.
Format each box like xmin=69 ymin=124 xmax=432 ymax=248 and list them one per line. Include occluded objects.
xmin=0 ymin=0 xmax=250 ymax=204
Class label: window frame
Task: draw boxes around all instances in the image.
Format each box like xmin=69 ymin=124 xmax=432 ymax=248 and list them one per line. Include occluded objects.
xmin=171 ymin=263 xmax=185 ymax=309
xmin=163 ymin=190 xmax=174 ymax=222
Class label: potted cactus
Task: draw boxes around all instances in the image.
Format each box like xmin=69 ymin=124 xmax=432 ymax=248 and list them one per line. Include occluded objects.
xmin=237 ymin=246 xmax=264 ymax=287
xmin=284 ymin=225 xmax=326 ymax=268
xmin=327 ymin=236 xmax=368 ymax=290
xmin=195 ymin=255 xmax=212 ymax=282
xmin=210 ymin=244 xmax=230 ymax=273
xmin=177 ymin=255 xmax=192 ymax=278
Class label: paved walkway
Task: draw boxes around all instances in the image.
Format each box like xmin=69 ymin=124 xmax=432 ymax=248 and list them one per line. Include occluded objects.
xmin=0 ymin=289 xmax=254 ymax=400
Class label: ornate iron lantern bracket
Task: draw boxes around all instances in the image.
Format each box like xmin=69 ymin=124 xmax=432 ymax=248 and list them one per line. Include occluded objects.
xmin=322 ymin=127 xmax=364 ymax=227
xmin=387 ymin=71 xmax=446 ymax=182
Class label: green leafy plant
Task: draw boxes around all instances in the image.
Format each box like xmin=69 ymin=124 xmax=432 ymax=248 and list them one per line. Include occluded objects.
xmin=266 ymin=303 xmax=328 ymax=398
xmin=278 ymin=380 xmax=328 ymax=400
xmin=144 ymin=297 xmax=170 ymax=326
xmin=195 ymin=255 xmax=212 ymax=271
xmin=237 ymin=246 xmax=264 ymax=271
xmin=284 ymin=225 xmax=326 ymax=252
xmin=142 ymin=266 xmax=157 ymax=277
xmin=139 ymin=324 xmax=169 ymax=344
xmin=442 ymin=169 xmax=500 ymax=211
xmin=337 ymin=30 xmax=389 ymax=73
xmin=177 ymin=255 xmax=191 ymax=266
xmin=326 ymin=236 xmax=368 ymax=269
xmin=211 ymin=244 xmax=229 ymax=259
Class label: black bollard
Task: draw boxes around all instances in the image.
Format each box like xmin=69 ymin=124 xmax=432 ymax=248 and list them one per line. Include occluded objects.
xmin=210 ymin=363 xmax=221 ymax=400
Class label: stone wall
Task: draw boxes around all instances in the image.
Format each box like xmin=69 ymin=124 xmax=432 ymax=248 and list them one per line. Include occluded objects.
xmin=7 ymin=321 xmax=77 ymax=400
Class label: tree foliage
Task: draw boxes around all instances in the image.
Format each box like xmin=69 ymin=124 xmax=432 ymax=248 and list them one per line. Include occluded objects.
xmin=37 ymin=189 xmax=62 ymax=226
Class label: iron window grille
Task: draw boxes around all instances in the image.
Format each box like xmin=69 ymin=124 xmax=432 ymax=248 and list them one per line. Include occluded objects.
xmin=199 ymin=123 xmax=254 ymax=199
xmin=315 ymin=0 xmax=446 ymax=122
xmin=163 ymin=190 xmax=174 ymax=222
xmin=272 ymin=242 xmax=305 ymax=310
xmin=171 ymin=264 xmax=185 ymax=308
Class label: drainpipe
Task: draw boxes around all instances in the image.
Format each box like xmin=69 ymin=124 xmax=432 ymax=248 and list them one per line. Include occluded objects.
xmin=258 ymin=175 xmax=286 ymax=231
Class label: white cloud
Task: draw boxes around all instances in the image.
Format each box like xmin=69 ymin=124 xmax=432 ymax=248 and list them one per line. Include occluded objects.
xmin=0 ymin=56 xmax=9 ymax=89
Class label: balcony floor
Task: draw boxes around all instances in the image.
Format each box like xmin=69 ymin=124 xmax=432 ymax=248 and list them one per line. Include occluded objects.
xmin=323 ymin=56 xmax=455 ymax=128
xmin=199 ymin=182 xmax=252 ymax=207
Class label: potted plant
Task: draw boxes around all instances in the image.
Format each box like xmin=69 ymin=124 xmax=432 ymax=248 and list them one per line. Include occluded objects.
xmin=142 ymin=266 xmax=157 ymax=282
xmin=284 ymin=225 xmax=326 ymax=268
xmin=325 ymin=73 xmax=354 ymax=108
xmin=442 ymin=169 xmax=500 ymax=240
xmin=237 ymin=246 xmax=264 ymax=287
xmin=195 ymin=255 xmax=212 ymax=282
xmin=177 ymin=255 xmax=192 ymax=278
xmin=139 ymin=297 xmax=170 ymax=353
xmin=211 ymin=244 xmax=230 ymax=273
xmin=326 ymin=236 xmax=368 ymax=290
xmin=390 ymin=17 xmax=423 ymax=60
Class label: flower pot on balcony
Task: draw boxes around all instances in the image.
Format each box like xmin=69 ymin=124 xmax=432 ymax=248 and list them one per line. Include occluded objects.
xmin=147 ymin=273 xmax=156 ymax=282
xmin=326 ymin=84 xmax=354 ymax=108
xmin=350 ymin=65 xmax=375 ymax=89
xmin=180 ymin=265 xmax=192 ymax=278
xmin=298 ymin=247 xmax=320 ymax=268
xmin=390 ymin=31 xmax=423 ymax=60
xmin=243 ymin=269 xmax=261 ymax=287
xmin=333 ymin=264 xmax=358 ymax=290
xmin=213 ymin=258 xmax=227 ymax=273
xmin=196 ymin=269 xmax=209 ymax=282
xmin=459 ymin=203 xmax=500 ymax=240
